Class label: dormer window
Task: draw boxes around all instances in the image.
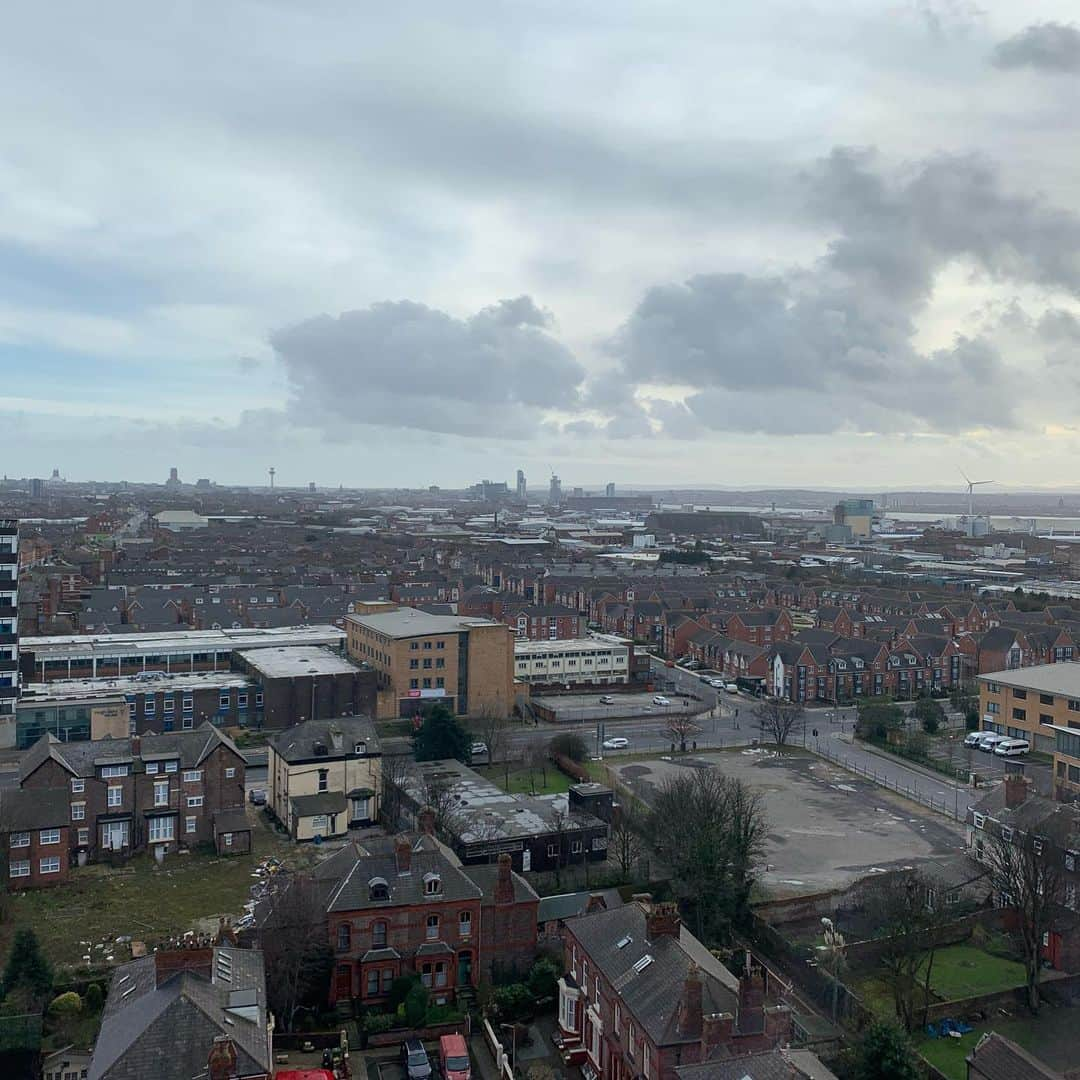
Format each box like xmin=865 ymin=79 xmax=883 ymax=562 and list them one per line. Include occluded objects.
xmin=424 ymin=872 xmax=442 ymax=896
xmin=368 ymin=876 xmax=390 ymax=901
xmin=354 ymin=742 xmax=366 ymax=755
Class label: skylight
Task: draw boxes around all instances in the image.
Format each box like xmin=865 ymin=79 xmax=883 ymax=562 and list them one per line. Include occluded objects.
xmin=632 ymin=954 xmax=654 ymax=973
xmin=616 ymin=935 xmax=632 ymax=949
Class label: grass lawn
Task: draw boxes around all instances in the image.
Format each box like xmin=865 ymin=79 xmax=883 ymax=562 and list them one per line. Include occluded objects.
xmin=0 ymin=811 xmax=310 ymax=971
xmin=917 ymin=1013 xmax=1040 ymax=1080
xmin=479 ymin=765 xmax=572 ymax=795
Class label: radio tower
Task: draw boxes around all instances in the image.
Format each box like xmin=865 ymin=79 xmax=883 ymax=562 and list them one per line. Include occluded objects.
xmin=268 ymin=467 xmax=276 ymax=490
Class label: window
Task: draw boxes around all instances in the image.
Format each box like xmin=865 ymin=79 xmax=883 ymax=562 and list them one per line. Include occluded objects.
xmin=224 ymin=833 xmax=233 ymax=846
xmin=642 ymin=1041 xmax=650 ymax=1079
xmin=237 ymin=693 xmax=248 ymax=708
xmin=1041 ymin=693 xmax=1055 ymax=705
xmin=410 ymin=679 xmax=419 ymax=690
xmin=547 ymin=843 xmax=558 ymax=858
xmin=108 ymin=786 xmax=122 ymax=808
xmin=318 ymin=769 xmax=328 ymax=793
xmin=9 ymin=860 xmax=30 ymax=878
xmin=436 ymin=677 xmax=445 ymax=688
xmin=219 ymin=693 xmax=230 ymax=710
xmin=186 ymin=816 xmax=197 ymax=833
xmin=426 ymin=914 xmax=439 ymax=940
xmin=101 ymin=765 xmax=128 ymax=778
xmin=148 ymin=817 xmax=174 ymax=843
xmin=435 ymin=658 xmax=445 ymax=669
xmin=39 ymin=829 xmax=60 ymax=846
xmin=71 ymin=802 xmax=85 ymax=821
xmin=410 ymin=642 xmax=419 ymax=650
xmin=40 ymin=857 xmax=61 ymax=875
xmin=187 ymin=796 xmax=204 ymax=808
xmin=337 ymin=923 xmax=351 ymax=951
xmin=183 ymin=770 xmax=201 ymax=783
xmin=973 ymin=812 xmax=986 ymax=830
xmin=987 ymin=702 xmax=1000 ymax=714
xmin=1012 ymin=707 xmax=1026 ymax=722
xmin=163 ymin=697 xmax=174 ymax=713
xmin=1070 ymin=700 xmax=1080 ymax=713
xmin=424 ymin=873 xmax=442 ymax=895
xmin=459 ymin=911 xmax=472 ymax=937
xmin=1041 ymin=714 xmax=1054 ymax=726
xmin=225 ymin=767 xmax=236 ymax=778
xmin=311 ymin=814 xmax=328 ymax=831
xmin=354 ymin=742 xmax=366 ymax=755
xmin=422 ymin=678 xmax=431 ymax=689
xmin=144 ymin=699 xmax=155 ymax=716
xmin=10 ymin=832 xmax=29 ymax=848
xmin=383 ymin=968 xmax=393 ymax=994
xmin=423 ymin=641 xmax=432 ymax=650
xmin=1014 ymin=688 xmax=1027 ymax=700
xmin=410 ymin=659 xmax=419 ymax=670
xmin=372 ymin=921 xmax=387 ymax=947
xmin=154 ymin=780 xmax=169 ymax=807
xmin=571 ymin=839 xmax=582 ymax=854
xmin=71 ymin=779 xmax=84 ymax=794
xmin=77 ymin=828 xmax=89 ymax=846
xmin=987 ymin=682 xmax=1000 ymax=693
xmin=145 ymin=762 xmax=159 ymax=774
xmin=437 ymin=640 xmax=445 ymax=649
xmin=627 ymin=1022 xmax=635 ymax=1060
xmin=164 ymin=761 xmax=178 ymax=773
xmin=366 ymin=969 xmax=379 ymax=997
xmin=422 ymin=658 xmax=432 ymax=669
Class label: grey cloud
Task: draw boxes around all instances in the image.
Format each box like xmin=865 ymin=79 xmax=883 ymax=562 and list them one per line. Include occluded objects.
xmin=601 ymin=148 xmax=1080 ymax=435
xmin=993 ymin=22 xmax=1080 ymax=73
xmin=273 ymin=296 xmax=585 ymax=437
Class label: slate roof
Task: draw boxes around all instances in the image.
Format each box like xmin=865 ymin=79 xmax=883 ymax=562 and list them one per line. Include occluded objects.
xmin=326 ymin=843 xmax=482 ymax=913
xmin=966 ymin=1031 xmax=1062 ymax=1080
xmin=270 ymin=716 xmax=380 ymax=763
xmin=88 ymin=948 xmax=270 ymax=1080
xmin=466 ymin=863 xmax=540 ymax=906
xmin=20 ymin=723 xmax=244 ymax=782
xmin=675 ymin=1051 xmax=819 ymax=1080
xmin=565 ymin=902 xmax=738 ymax=1047
xmin=291 ymin=793 xmax=348 ymax=818
xmin=537 ymin=888 xmax=623 ymax=924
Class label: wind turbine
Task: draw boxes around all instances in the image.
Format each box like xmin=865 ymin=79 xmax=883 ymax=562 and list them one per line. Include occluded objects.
xmin=959 ymin=468 xmax=993 ymax=520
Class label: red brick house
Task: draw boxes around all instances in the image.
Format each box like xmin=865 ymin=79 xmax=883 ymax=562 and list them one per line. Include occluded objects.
xmin=725 ymin=609 xmax=792 ymax=648
xmin=323 ymin=828 xmax=538 ymax=1008
xmin=1 ymin=788 xmax=70 ymax=888
xmin=505 ymin=604 xmax=586 ymax=641
xmin=18 ymin=724 xmax=246 ymax=863
xmin=557 ymin=899 xmax=790 ymax=1080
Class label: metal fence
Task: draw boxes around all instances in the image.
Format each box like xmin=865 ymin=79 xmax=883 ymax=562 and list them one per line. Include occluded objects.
xmin=812 ymin=738 xmax=970 ymax=822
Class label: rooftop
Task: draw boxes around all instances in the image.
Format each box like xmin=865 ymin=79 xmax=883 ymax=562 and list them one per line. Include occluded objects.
xmin=346 ymin=606 xmax=503 ymax=639
xmin=514 ymin=634 xmax=630 ymax=656
xmin=20 ymin=670 xmax=253 ymax=701
xmin=235 ymin=645 xmax=361 ymax=678
xmin=978 ymin=662 xmax=1080 ymax=698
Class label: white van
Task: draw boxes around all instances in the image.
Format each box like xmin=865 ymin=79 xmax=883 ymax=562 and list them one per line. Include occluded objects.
xmin=978 ymin=732 xmax=1006 ymax=752
xmin=993 ymin=738 xmax=1030 ymax=757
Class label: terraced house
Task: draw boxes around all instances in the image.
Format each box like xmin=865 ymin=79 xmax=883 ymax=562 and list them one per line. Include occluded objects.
xmin=18 ymin=723 xmax=247 ymax=862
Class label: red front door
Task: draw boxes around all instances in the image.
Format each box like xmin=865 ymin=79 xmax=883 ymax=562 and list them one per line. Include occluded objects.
xmin=334 ymin=963 xmax=352 ymax=1002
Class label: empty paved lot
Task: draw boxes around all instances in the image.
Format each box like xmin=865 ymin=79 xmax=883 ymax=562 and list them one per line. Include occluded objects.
xmin=610 ymin=749 xmax=969 ymax=897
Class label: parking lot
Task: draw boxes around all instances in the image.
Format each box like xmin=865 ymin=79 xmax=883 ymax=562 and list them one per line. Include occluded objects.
xmin=530 ymin=690 xmax=704 ymax=723
xmin=609 ymin=749 xmax=968 ymax=896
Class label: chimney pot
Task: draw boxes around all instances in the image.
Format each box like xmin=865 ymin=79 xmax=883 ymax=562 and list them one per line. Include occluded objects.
xmin=395 ymin=836 xmax=412 ymax=875
xmin=494 ymin=852 xmax=514 ymax=904
xmin=645 ymin=900 xmax=681 ymax=940
xmin=418 ymin=806 xmax=436 ymax=836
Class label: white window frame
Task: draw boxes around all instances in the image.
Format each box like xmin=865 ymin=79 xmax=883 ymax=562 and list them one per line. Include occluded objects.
xmin=101 ymin=765 xmax=129 ymax=778
xmin=186 ymin=796 xmax=204 ymax=808
xmin=154 ymin=780 xmax=169 ymax=807
xmin=108 ymin=786 xmax=122 ymax=808
xmin=182 ymin=770 xmax=202 ymax=783
xmin=185 ymin=816 xmax=197 ymax=834
xmin=10 ymin=831 xmax=30 ymax=848
xmin=9 ymin=860 xmax=30 ymax=878
xmin=71 ymin=779 xmax=84 ymax=794
xmin=71 ymin=801 xmax=85 ymax=821
xmin=40 ymin=857 xmax=61 ymax=875
xmin=225 ymin=767 xmax=236 ymax=778
xmin=148 ymin=817 xmax=174 ymax=843
xmin=39 ymin=829 xmax=61 ymax=846
xmin=164 ymin=761 xmax=178 ymax=773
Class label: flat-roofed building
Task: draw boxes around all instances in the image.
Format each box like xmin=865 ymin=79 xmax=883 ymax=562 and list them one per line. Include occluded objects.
xmin=979 ymin=663 xmax=1080 ymax=793
xmin=513 ymin=635 xmax=630 ymax=687
xmin=345 ymin=606 xmax=514 ymax=720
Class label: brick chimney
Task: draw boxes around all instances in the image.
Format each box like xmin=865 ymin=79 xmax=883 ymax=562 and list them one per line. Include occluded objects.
xmin=764 ymin=1004 xmax=792 ymax=1045
xmin=1005 ymin=774 xmax=1028 ymax=810
xmin=677 ymin=962 xmax=703 ymax=1039
xmin=701 ymin=1012 xmax=733 ymax=1053
xmin=737 ymin=966 xmax=766 ymax=1035
xmin=207 ymin=1035 xmax=238 ymax=1080
xmin=154 ymin=944 xmax=214 ymax=986
xmin=131 ymin=735 xmax=141 ymax=757
xmin=645 ymin=900 xmax=681 ymax=941
xmin=494 ymin=852 xmax=514 ymax=904
xmin=418 ymin=806 xmax=436 ymax=836
xmin=395 ymin=836 xmax=412 ymax=875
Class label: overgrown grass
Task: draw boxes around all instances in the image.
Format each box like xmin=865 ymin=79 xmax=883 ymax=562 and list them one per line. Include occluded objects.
xmin=0 ymin=813 xmax=310 ymax=970
xmin=479 ymin=765 xmax=573 ymax=796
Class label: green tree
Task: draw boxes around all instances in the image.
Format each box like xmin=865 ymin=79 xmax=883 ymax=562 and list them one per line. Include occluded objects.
xmin=413 ymin=703 xmax=471 ymax=762
xmin=526 ymin=958 xmax=559 ymax=1000
xmin=404 ymin=982 xmax=429 ymax=1026
xmin=548 ymin=732 xmax=588 ymax=762
xmin=856 ymin=701 xmax=905 ymax=742
xmin=2 ymin=928 xmax=53 ymax=1005
xmin=48 ymin=992 xmax=82 ymax=1017
xmin=913 ymin=697 xmax=943 ymax=735
xmin=84 ymin=983 xmax=104 ymax=1012
xmin=852 ymin=1022 xmax=920 ymax=1080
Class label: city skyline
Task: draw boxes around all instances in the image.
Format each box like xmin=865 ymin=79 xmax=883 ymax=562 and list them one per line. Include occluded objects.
xmin=5 ymin=4 xmax=1080 ymax=487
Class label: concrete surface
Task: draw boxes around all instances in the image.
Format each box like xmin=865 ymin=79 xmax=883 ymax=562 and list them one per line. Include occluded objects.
xmin=610 ymin=749 xmax=969 ymax=897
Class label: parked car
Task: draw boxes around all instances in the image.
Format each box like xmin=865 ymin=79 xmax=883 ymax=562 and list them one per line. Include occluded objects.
xmin=248 ymin=788 xmax=266 ymax=806
xmin=602 ymin=736 xmax=629 ymax=750
xmin=440 ymin=1034 xmax=471 ymax=1080
xmin=402 ymin=1038 xmax=432 ymax=1080
xmin=963 ymin=732 xmax=983 ymax=748
xmin=724 ymin=683 xmax=739 ymax=693
xmin=470 ymin=741 xmax=488 ymax=758
xmin=994 ymin=737 xmax=1030 ymax=757
xmin=599 ymin=695 xmax=615 ymax=704
xmin=683 ymin=660 xmax=701 ymax=669
xmin=978 ymin=732 xmax=1006 ymax=752
xmin=652 ymin=695 xmax=671 ymax=706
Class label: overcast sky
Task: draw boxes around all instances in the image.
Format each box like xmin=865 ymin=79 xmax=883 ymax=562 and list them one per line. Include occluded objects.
xmin=4 ymin=2 xmax=1080 ymax=490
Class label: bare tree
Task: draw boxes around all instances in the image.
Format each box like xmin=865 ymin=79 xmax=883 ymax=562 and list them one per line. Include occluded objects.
xmin=259 ymin=875 xmax=333 ymax=1030
xmin=474 ymin=705 xmax=511 ymax=771
xmin=417 ymin=769 xmax=466 ymax=835
xmin=663 ymin=713 xmax=702 ymax=752
xmin=379 ymin=754 xmax=412 ymax=830
xmin=525 ymin=741 xmax=549 ymax=793
xmin=649 ymin=769 xmax=768 ymax=943
xmin=983 ymin=826 xmax=1064 ymax=1013
xmin=754 ymin=699 xmax=805 ymax=749
xmin=864 ymin=870 xmax=944 ymax=1031
xmin=609 ymin=800 xmax=643 ymax=880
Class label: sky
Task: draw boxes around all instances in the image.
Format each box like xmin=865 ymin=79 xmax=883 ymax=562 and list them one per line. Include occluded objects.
xmin=4 ymin=1 xmax=1080 ymax=490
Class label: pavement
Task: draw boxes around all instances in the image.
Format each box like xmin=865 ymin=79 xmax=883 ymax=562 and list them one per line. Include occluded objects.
xmin=609 ymin=748 xmax=970 ymax=896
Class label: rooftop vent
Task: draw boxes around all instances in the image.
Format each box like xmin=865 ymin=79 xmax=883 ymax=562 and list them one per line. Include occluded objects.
xmin=632 ymin=954 xmax=655 ymax=974
xmin=616 ymin=935 xmax=632 ymax=949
